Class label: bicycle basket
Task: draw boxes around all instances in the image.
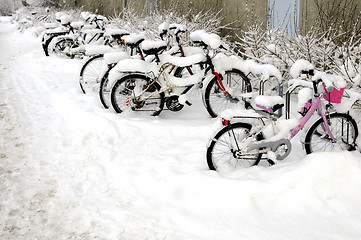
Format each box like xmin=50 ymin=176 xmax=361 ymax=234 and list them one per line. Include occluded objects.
xmin=322 ymin=83 xmax=344 ymax=103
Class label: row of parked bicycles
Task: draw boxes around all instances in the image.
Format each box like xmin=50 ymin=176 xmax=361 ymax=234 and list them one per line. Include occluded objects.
xmin=41 ymin=12 xmax=361 ymax=173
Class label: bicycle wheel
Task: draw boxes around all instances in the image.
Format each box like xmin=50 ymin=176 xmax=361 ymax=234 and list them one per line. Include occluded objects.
xmin=204 ymin=69 xmax=252 ymax=118
xmin=79 ymin=55 xmax=106 ymax=94
xmin=305 ymin=112 xmax=358 ymax=154
xmin=110 ymin=74 xmax=165 ymax=116
xmin=42 ymin=35 xmax=53 ymax=56
xmin=207 ymin=122 xmax=265 ymax=173
xmin=99 ymin=69 xmax=112 ymax=109
xmin=51 ymin=38 xmax=76 ymax=58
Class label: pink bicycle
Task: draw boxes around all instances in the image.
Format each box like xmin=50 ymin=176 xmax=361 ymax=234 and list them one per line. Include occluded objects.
xmin=206 ymin=71 xmax=359 ymax=172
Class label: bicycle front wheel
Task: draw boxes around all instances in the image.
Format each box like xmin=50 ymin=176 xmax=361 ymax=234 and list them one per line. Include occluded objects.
xmin=207 ymin=122 xmax=265 ymax=173
xmin=99 ymin=69 xmax=112 ymax=109
xmin=305 ymin=112 xmax=358 ymax=154
xmin=110 ymin=74 xmax=164 ymax=116
xmin=203 ymin=69 xmax=252 ymax=118
xmin=79 ymin=55 xmax=106 ymax=94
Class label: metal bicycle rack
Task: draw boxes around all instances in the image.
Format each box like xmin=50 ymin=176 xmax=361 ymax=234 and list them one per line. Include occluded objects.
xmin=258 ymin=76 xmax=284 ymax=118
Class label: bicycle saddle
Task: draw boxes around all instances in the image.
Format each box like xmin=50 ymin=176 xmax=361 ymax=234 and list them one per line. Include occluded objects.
xmin=106 ymin=29 xmax=130 ymax=40
xmin=254 ymin=95 xmax=284 ymax=115
xmin=141 ymin=40 xmax=167 ymax=56
xmin=123 ymin=34 xmax=145 ymax=48
xmin=169 ymin=24 xmax=186 ymax=35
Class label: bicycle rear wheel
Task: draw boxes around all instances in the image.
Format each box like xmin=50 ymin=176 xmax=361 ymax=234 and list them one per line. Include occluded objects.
xmin=51 ymin=38 xmax=76 ymax=58
xmin=305 ymin=112 xmax=358 ymax=154
xmin=207 ymin=122 xmax=264 ymax=173
xmin=203 ymin=69 xmax=252 ymax=118
xmin=110 ymin=74 xmax=164 ymax=116
xmin=79 ymin=55 xmax=106 ymax=94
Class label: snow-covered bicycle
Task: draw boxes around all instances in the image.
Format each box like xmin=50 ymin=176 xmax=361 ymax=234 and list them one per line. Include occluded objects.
xmin=99 ymin=24 xmax=200 ymax=109
xmin=108 ymin=30 xmax=253 ymax=117
xmin=44 ymin=14 xmax=109 ymax=59
xmin=78 ymin=28 xmax=130 ymax=94
xmin=41 ymin=13 xmax=77 ymax=56
xmin=206 ymin=68 xmax=359 ymax=173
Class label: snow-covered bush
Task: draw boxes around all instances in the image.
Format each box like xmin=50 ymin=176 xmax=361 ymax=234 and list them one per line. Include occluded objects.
xmin=108 ymin=3 xmax=226 ymax=46
xmin=11 ymin=6 xmax=86 ymax=35
xmin=236 ymin=0 xmax=361 ymax=89
xmin=13 ymin=3 xmax=229 ymax=49
xmin=236 ymin=23 xmax=361 ymax=89
xmin=0 ymin=0 xmax=21 ymax=16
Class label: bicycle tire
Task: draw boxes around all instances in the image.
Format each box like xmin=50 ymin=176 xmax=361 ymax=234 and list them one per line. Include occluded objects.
xmin=203 ymin=69 xmax=252 ymax=118
xmin=79 ymin=54 xmax=106 ymax=94
xmin=99 ymin=67 xmax=113 ymax=109
xmin=110 ymin=74 xmax=165 ymax=116
xmin=305 ymin=112 xmax=358 ymax=154
xmin=207 ymin=122 xmax=265 ymax=172
xmin=42 ymin=35 xmax=54 ymax=56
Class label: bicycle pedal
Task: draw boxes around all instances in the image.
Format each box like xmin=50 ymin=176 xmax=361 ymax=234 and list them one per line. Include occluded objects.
xmin=178 ymin=94 xmax=192 ymax=106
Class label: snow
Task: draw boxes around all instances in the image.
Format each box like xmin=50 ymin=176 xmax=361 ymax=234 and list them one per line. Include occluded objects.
xmin=212 ymin=55 xmax=282 ymax=83
xmin=158 ymin=21 xmax=169 ymax=34
xmin=103 ymin=51 xmax=130 ymax=64
xmin=353 ymin=74 xmax=361 ymax=88
xmin=104 ymin=28 xmax=129 ymax=37
xmin=81 ymin=28 xmax=103 ymax=34
xmin=80 ymin=11 xmax=91 ymax=20
xmin=108 ymin=59 xmax=159 ymax=85
xmin=290 ymin=59 xmax=314 ymax=78
xmin=182 ymin=46 xmax=204 ymax=56
xmin=297 ymin=87 xmax=313 ymax=110
xmin=140 ymin=39 xmax=167 ymax=52
xmin=44 ymin=22 xmax=58 ymax=29
xmin=190 ymin=30 xmax=222 ymax=49
xmin=85 ymin=45 xmax=117 ymax=56
xmin=1 ymin=17 xmax=361 ymax=239
xmin=169 ymin=23 xmax=187 ymax=35
xmin=59 ymin=14 xmax=72 ymax=25
xmin=159 ymin=53 xmax=206 ymax=67
xmin=312 ymin=71 xmax=347 ymax=90
xmin=70 ymin=21 xmax=84 ymax=29
xmin=55 ymin=11 xmax=65 ymax=21
xmin=122 ymin=33 xmax=145 ymax=45
xmin=255 ymin=95 xmax=284 ymax=108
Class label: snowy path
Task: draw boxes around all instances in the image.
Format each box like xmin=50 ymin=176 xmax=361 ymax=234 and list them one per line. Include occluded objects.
xmin=1 ymin=16 xmax=361 ymax=239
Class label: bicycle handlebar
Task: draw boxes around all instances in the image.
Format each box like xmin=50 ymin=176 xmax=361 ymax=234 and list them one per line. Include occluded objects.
xmin=301 ymin=69 xmax=314 ymax=76
xmin=312 ymin=79 xmax=323 ymax=95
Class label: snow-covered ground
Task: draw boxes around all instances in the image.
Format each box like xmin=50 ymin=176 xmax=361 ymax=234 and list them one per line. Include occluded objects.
xmin=1 ymin=16 xmax=361 ymax=239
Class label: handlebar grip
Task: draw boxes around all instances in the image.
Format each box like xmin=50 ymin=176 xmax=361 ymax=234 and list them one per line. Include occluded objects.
xmin=220 ymin=45 xmax=227 ymax=51
xmin=301 ymin=69 xmax=314 ymax=76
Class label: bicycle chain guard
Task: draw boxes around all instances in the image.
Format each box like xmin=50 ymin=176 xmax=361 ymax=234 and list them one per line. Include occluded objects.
xmin=248 ymin=138 xmax=292 ymax=160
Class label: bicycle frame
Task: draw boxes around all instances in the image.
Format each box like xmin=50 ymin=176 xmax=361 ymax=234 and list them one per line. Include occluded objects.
xmin=289 ymin=95 xmax=335 ymax=141
xmin=133 ymin=59 xmax=227 ymax=104
xmin=228 ymin=94 xmax=336 ymax=158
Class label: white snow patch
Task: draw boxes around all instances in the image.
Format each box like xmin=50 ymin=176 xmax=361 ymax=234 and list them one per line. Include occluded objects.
xmin=290 ymin=59 xmax=314 ymax=78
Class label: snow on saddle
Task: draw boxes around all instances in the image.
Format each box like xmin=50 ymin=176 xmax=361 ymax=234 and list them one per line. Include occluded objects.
xmin=141 ymin=40 xmax=167 ymax=56
xmin=255 ymin=95 xmax=284 ymax=115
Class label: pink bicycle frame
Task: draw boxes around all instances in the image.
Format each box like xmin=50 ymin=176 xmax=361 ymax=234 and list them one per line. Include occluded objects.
xmin=289 ymin=95 xmax=336 ymax=140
